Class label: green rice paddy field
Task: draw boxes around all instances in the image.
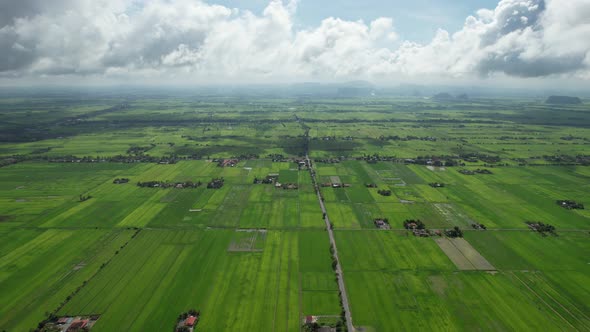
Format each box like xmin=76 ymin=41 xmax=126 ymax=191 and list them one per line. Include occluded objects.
xmin=0 ymin=96 xmax=589 ymax=331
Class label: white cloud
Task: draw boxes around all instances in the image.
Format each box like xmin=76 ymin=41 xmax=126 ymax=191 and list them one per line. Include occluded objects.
xmin=369 ymin=17 xmax=398 ymax=42
xmin=0 ymin=0 xmax=588 ymax=83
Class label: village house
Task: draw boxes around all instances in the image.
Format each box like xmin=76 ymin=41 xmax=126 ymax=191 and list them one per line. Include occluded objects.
xmin=185 ymin=315 xmax=197 ymax=327
xmin=217 ymin=158 xmax=239 ymax=167
xmin=374 ymin=218 xmax=391 ymax=230
xmin=68 ymin=319 xmax=89 ymax=331
xmin=57 ymin=317 xmax=72 ymax=325
xmin=175 ymin=309 xmax=200 ymax=332
xmin=305 ymin=315 xmax=318 ymax=324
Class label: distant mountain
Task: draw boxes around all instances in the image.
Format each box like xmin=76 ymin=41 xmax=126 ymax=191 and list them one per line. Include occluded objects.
xmin=432 ymin=92 xmax=454 ymax=101
xmin=545 ymin=96 xmax=582 ymax=104
xmin=341 ymin=80 xmax=375 ymax=89
xmin=337 ymin=81 xmax=375 ymax=97
xmin=431 ymin=92 xmax=470 ymax=101
xmin=289 ymin=81 xmax=375 ymax=97
xmin=337 ymin=87 xmax=374 ymax=97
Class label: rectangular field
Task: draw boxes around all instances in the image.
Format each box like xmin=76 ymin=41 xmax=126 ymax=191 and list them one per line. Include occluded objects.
xmin=435 ymin=237 xmax=496 ymax=271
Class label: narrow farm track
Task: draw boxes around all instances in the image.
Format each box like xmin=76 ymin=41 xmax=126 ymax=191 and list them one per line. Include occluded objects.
xmin=296 ymin=113 xmax=355 ymax=331
xmin=306 ymin=153 xmax=355 ymax=332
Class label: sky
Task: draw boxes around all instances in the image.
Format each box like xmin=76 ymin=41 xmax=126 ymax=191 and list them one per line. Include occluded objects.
xmin=0 ymin=0 xmax=589 ymax=87
xmin=215 ymin=0 xmax=501 ymax=42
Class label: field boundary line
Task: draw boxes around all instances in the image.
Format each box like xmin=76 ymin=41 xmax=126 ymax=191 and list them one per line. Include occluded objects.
xmin=271 ymin=231 xmax=286 ymax=332
xmin=510 ymin=272 xmax=578 ymax=331
xmin=529 ymin=273 xmax=590 ymax=328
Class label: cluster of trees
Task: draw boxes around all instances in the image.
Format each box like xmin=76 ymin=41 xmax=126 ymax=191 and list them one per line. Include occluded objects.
xmin=137 ymin=181 xmax=202 ymax=188
xmin=303 ymin=319 xmax=346 ymax=332
xmin=459 ymin=168 xmax=493 ymax=175
xmin=557 ymin=200 xmax=585 ymax=209
xmin=378 ymin=135 xmax=437 ymax=141
xmin=2 ymin=153 xmax=203 ymax=168
xmin=377 ymin=189 xmax=392 ymax=196
xmin=355 ymin=152 xmax=508 ymax=167
xmin=329 ymin=244 xmax=338 ymax=271
xmin=444 ymin=227 xmax=463 ymax=238
xmin=560 ymin=135 xmax=588 ymax=141
xmin=32 ymin=313 xmax=59 ymax=332
xmin=253 ymin=176 xmax=275 ymax=184
xmin=498 ymin=136 xmax=537 ymax=141
xmin=542 ymin=154 xmax=590 ymax=166
xmin=232 ymin=153 xmax=259 ymax=160
xmin=207 ymin=178 xmax=224 ymax=189
xmin=126 ymin=144 xmax=155 ymax=155
xmin=303 ymin=322 xmax=320 ymax=332
xmin=459 ymin=153 xmax=501 ymax=163
xmin=404 ymin=219 xmax=426 ymax=230
xmin=365 ymin=183 xmax=378 ymax=188
xmin=314 ymin=158 xmax=342 ymax=163
xmin=113 ymin=178 xmax=129 ymax=184
xmin=526 ymin=222 xmax=556 ymax=236
xmin=471 ymin=223 xmax=487 ymax=230
xmin=268 ymin=153 xmax=288 ymax=162
xmin=42 ymin=154 xmax=191 ymax=164
xmin=0 ymin=155 xmax=27 ymax=168
xmin=359 ymin=153 xmax=397 ymax=162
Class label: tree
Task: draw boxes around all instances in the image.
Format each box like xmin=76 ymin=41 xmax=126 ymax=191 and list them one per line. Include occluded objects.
xmin=445 ymin=226 xmax=463 ymax=238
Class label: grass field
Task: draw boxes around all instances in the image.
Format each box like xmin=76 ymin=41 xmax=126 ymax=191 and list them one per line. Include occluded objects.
xmin=1 ymin=95 xmax=589 ymax=331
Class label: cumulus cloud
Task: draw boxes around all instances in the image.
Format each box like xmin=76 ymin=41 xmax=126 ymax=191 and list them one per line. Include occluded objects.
xmin=0 ymin=0 xmax=588 ymax=82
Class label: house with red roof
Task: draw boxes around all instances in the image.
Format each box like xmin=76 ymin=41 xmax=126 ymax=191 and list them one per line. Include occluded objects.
xmin=185 ymin=315 xmax=197 ymax=327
